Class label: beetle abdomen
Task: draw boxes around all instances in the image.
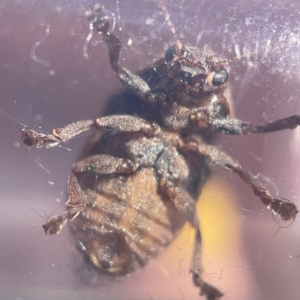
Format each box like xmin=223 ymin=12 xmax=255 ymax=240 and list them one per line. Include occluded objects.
xmin=70 ymin=167 xmax=185 ymax=276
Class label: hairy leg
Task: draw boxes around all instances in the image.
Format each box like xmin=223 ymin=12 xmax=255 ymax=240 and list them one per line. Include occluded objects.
xmin=180 ymin=138 xmax=298 ymax=222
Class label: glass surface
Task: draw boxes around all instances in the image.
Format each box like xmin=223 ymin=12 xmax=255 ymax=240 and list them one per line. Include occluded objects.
xmin=0 ymin=0 xmax=300 ymax=299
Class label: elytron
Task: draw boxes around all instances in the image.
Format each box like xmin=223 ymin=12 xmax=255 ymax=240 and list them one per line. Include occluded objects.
xmin=21 ymin=1 xmax=298 ymax=299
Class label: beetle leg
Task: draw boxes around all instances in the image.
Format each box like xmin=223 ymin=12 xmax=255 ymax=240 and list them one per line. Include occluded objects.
xmin=42 ymin=154 xmax=140 ymax=235
xmin=208 ymin=115 xmax=300 ymax=134
xmin=42 ymin=173 xmax=87 ymax=235
xmin=21 ymin=120 xmax=94 ymax=148
xmin=159 ymin=178 xmax=199 ymax=228
xmin=246 ymin=115 xmax=300 ymax=133
xmin=156 ymin=173 xmax=224 ymax=299
xmin=94 ymin=115 xmax=158 ymax=135
xmin=85 ymin=5 xmax=166 ymax=104
xmin=155 ymin=143 xmax=200 ymax=226
xmin=21 ymin=116 xmax=159 ymax=148
xmin=72 ymin=154 xmax=138 ymax=175
xmin=191 ymin=228 xmax=224 ymax=300
xmin=181 ymin=139 xmax=298 ymax=222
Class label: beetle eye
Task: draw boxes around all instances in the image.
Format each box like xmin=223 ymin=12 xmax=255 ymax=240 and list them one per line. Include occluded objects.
xmin=165 ymin=45 xmax=185 ymax=62
xmin=179 ymin=71 xmax=193 ymax=79
xmin=212 ymin=67 xmax=228 ymax=86
xmin=165 ymin=46 xmax=176 ymax=62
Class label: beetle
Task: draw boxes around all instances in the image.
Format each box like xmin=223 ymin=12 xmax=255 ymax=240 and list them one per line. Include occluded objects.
xmin=20 ymin=2 xmax=298 ymax=299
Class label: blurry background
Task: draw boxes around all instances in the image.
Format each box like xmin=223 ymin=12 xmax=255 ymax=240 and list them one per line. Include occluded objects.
xmin=0 ymin=0 xmax=300 ymax=299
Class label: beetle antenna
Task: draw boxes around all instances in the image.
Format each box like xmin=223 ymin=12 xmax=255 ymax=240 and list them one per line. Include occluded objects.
xmin=158 ymin=0 xmax=183 ymax=55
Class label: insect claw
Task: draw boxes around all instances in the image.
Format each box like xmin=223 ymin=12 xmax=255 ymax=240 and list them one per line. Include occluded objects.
xmin=21 ymin=129 xmax=38 ymax=147
xmin=85 ymin=4 xmax=111 ymax=35
xmin=199 ymin=282 xmax=224 ymax=300
xmin=21 ymin=128 xmax=62 ymax=148
xmin=42 ymin=214 xmax=68 ymax=235
xmin=271 ymin=198 xmax=298 ymax=222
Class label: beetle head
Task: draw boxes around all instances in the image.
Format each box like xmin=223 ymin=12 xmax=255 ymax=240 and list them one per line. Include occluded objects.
xmin=164 ymin=44 xmax=229 ymax=100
